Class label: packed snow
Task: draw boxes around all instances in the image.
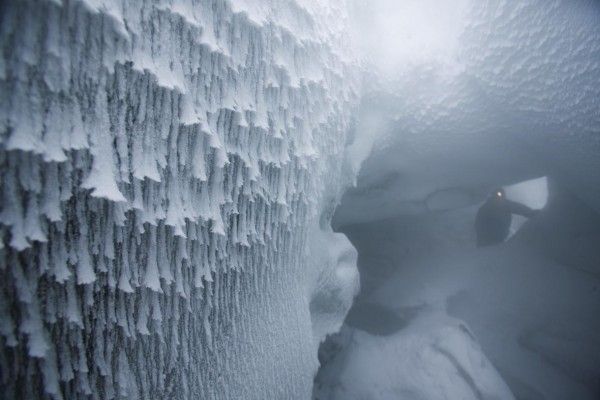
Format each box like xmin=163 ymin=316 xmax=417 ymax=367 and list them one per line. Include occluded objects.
xmin=315 ymin=314 xmax=514 ymax=400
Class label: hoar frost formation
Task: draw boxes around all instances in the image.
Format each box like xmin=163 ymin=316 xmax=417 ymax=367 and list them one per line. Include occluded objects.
xmin=2 ymin=0 xmax=600 ymax=399
xmin=0 ymin=0 xmax=359 ymax=398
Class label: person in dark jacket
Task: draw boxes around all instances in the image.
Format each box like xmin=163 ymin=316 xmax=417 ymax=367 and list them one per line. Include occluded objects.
xmin=475 ymin=188 xmax=538 ymax=247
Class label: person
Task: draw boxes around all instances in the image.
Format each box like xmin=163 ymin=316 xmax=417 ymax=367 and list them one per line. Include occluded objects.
xmin=475 ymin=187 xmax=538 ymax=247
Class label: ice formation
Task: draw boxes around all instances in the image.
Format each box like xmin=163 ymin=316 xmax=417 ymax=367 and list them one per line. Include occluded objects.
xmin=2 ymin=0 xmax=600 ymax=398
xmin=0 ymin=0 xmax=360 ymax=398
xmin=319 ymin=183 xmax=600 ymax=399
xmin=315 ymin=315 xmax=514 ymax=400
xmin=339 ymin=0 xmax=600 ymax=226
xmin=320 ymin=1 xmax=600 ymax=397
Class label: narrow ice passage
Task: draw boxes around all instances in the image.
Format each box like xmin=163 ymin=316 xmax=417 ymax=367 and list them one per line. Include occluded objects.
xmin=315 ymin=186 xmax=600 ymax=399
xmin=1 ymin=0 xmax=600 ymax=399
xmin=314 ymin=0 xmax=600 ymax=398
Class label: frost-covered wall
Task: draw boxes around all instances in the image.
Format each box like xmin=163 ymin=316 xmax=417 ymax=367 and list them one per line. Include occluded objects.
xmin=0 ymin=0 xmax=359 ymax=398
xmin=338 ymin=0 xmax=600 ymax=227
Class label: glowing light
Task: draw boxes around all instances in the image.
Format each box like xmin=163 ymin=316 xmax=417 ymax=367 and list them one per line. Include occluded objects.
xmin=349 ymin=0 xmax=469 ymax=76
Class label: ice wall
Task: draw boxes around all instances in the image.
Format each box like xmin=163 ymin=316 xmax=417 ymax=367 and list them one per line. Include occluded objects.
xmin=0 ymin=1 xmax=359 ymax=398
xmin=322 ymin=179 xmax=600 ymax=399
xmin=338 ymin=0 xmax=600 ymax=227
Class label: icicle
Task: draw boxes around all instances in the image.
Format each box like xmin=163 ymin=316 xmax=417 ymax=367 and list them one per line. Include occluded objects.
xmin=0 ymin=290 xmax=18 ymax=347
xmin=75 ymin=209 xmax=96 ymax=285
xmin=41 ymin=162 xmax=63 ymax=222
xmin=157 ymin=224 xmax=173 ymax=284
xmin=142 ymin=226 xmax=162 ymax=293
xmin=136 ymin=290 xmax=150 ymax=335
xmin=41 ymin=346 xmax=63 ymax=400
xmin=66 ymin=277 xmax=83 ymax=328
xmin=0 ymin=0 xmax=361 ymax=397
xmin=80 ymin=87 xmax=126 ymax=203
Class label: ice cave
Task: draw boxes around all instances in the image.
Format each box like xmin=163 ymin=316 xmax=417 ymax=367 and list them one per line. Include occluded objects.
xmin=0 ymin=0 xmax=599 ymax=399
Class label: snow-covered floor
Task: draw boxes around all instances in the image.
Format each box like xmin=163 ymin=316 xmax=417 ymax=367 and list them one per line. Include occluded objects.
xmin=317 ymin=200 xmax=600 ymax=400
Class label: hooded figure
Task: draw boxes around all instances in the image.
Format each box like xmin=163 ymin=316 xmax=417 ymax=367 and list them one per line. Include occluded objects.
xmin=475 ymin=188 xmax=538 ymax=247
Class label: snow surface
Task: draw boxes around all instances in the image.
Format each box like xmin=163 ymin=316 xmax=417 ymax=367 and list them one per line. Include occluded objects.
xmin=315 ymin=314 xmax=514 ymax=400
xmin=0 ymin=1 xmax=360 ymax=398
xmin=319 ymin=187 xmax=600 ymax=400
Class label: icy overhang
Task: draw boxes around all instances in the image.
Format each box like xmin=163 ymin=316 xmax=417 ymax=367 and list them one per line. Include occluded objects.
xmin=336 ymin=0 xmax=600 ymax=227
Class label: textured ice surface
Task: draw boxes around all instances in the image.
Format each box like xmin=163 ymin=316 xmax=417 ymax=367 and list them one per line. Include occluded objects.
xmin=0 ymin=1 xmax=359 ymax=398
xmin=323 ymin=185 xmax=600 ymax=400
xmin=2 ymin=0 xmax=600 ymax=398
xmin=338 ymin=0 xmax=600 ymax=227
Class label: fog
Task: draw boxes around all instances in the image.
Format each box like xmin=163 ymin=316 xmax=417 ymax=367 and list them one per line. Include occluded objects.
xmin=316 ymin=1 xmax=600 ymax=399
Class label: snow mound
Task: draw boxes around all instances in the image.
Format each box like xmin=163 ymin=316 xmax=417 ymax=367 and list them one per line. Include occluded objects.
xmin=338 ymin=0 xmax=600 ymax=228
xmin=315 ymin=314 xmax=513 ymax=400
